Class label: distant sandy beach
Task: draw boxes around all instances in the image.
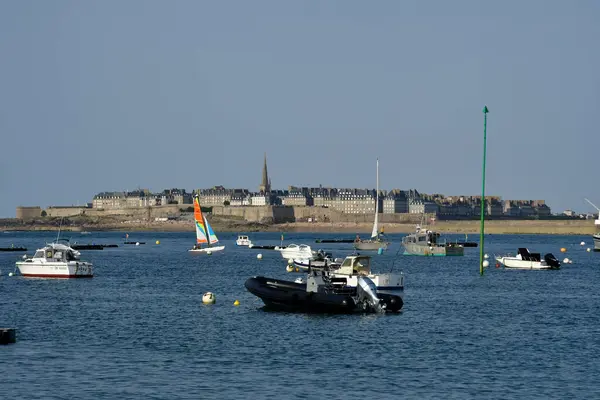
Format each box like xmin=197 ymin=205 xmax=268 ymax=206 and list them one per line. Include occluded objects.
xmin=0 ymin=218 xmax=595 ymax=235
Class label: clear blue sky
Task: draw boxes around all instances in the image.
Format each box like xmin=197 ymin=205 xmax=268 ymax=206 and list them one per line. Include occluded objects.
xmin=1 ymin=0 xmax=599 ymax=217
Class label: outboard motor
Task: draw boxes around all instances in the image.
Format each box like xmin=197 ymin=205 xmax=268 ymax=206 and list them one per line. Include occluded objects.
xmin=356 ymin=276 xmax=385 ymax=313
xmin=544 ymin=253 xmax=561 ymax=269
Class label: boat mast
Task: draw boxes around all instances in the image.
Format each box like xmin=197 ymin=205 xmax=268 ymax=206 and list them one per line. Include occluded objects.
xmin=372 ymin=158 xmax=380 ymax=239
xmin=479 ymin=106 xmax=489 ymax=276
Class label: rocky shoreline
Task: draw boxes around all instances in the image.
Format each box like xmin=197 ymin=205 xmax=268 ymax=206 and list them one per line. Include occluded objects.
xmin=0 ymin=217 xmax=596 ymax=235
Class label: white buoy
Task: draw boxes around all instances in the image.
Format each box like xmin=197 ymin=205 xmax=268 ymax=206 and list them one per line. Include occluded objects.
xmin=8 ymin=272 xmax=14 ymax=277
xmin=206 ymin=250 xmax=212 ymax=255
xmin=563 ymin=258 xmax=570 ymax=264
xmin=274 ymin=246 xmax=280 ymax=250
xmin=569 ymin=259 xmax=573 ymax=264
xmin=257 ymin=253 xmax=263 ymax=260
xmin=287 ymin=258 xmax=294 ymax=265
xmin=484 ymin=254 xmax=489 ymax=259
xmin=482 ymin=260 xmax=490 ymax=268
xmin=202 ymin=292 xmax=216 ymax=304
xmin=580 ymin=241 xmax=586 ymax=246
xmin=135 ymin=242 xmax=140 ymax=246
xmin=587 ymin=248 xmax=591 ymax=252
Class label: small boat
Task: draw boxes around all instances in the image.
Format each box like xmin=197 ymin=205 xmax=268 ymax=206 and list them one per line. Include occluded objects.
xmin=593 ymin=233 xmax=600 ymax=251
xmin=315 ymin=238 xmax=355 ymax=243
xmin=248 ymin=244 xmax=279 ymax=250
xmin=71 ymin=244 xmax=104 ymax=250
xmin=495 ymin=248 xmax=560 ymax=270
xmin=245 ymin=269 xmax=403 ymax=314
xmin=278 ymin=244 xmax=314 ymax=260
xmin=15 ymin=239 xmax=93 ymax=278
xmin=402 ymin=226 xmax=464 ymax=256
xmin=0 ymin=246 xmax=27 ymax=252
xmin=189 ymin=194 xmax=225 ymax=253
xmin=294 ymin=254 xmax=404 ymax=291
xmin=236 ymin=235 xmax=252 ymax=246
xmin=354 ymin=159 xmax=389 ymax=251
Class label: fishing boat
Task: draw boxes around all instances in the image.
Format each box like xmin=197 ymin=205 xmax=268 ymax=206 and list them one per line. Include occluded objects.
xmin=495 ymin=248 xmax=560 ymax=270
xmin=294 ymin=254 xmax=404 ymax=292
xmin=189 ymin=194 xmax=225 ymax=253
xmin=15 ymin=239 xmax=93 ymax=278
xmin=354 ymin=159 xmax=389 ymax=251
xmin=401 ymin=225 xmax=464 ymax=256
xmin=245 ymin=267 xmax=403 ymax=314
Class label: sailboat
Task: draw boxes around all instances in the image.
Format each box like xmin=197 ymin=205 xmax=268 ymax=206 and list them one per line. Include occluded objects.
xmin=189 ymin=194 xmax=225 ymax=253
xmin=354 ymin=158 xmax=390 ymax=251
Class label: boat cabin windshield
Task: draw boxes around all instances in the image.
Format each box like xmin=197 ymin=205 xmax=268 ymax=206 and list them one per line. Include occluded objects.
xmin=339 ymin=256 xmax=371 ymax=275
xmin=34 ymin=247 xmax=78 ymax=261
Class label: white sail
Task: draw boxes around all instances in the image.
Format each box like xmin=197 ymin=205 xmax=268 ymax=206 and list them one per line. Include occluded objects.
xmin=371 ymin=158 xmax=379 ymax=239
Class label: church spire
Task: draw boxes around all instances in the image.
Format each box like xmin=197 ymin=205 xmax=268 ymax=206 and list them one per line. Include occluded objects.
xmin=259 ymin=152 xmax=270 ymax=193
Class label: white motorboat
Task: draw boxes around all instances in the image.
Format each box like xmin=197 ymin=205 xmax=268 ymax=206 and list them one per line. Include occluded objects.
xmin=16 ymin=240 xmax=93 ymax=278
xmin=495 ymin=248 xmax=561 ymax=270
xmin=293 ymin=255 xmax=404 ymax=292
xmin=189 ymin=194 xmax=225 ymax=254
xmin=236 ymin=235 xmax=252 ymax=247
xmin=278 ymin=244 xmax=314 ymax=260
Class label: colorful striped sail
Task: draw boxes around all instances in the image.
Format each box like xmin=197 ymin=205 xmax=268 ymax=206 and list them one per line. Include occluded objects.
xmin=194 ymin=196 xmax=208 ymax=244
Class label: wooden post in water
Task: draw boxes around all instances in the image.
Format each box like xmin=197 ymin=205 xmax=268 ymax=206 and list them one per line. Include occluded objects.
xmin=479 ymin=106 xmax=489 ymax=276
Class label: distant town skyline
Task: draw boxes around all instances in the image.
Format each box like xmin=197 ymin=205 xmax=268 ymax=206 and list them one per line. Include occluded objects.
xmin=1 ymin=1 xmax=598 ymax=218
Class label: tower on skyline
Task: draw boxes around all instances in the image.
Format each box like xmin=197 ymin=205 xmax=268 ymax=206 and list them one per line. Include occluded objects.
xmin=259 ymin=152 xmax=271 ymax=193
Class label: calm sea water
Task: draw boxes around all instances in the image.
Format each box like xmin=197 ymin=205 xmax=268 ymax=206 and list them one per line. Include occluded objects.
xmin=1 ymin=231 xmax=599 ymax=399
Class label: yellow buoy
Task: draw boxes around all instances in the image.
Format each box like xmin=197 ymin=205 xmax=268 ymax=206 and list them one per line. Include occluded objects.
xmin=295 ymin=267 xmax=299 ymax=272
xmin=286 ymin=265 xmax=294 ymax=273
xmin=560 ymin=247 xmax=567 ymax=253
xmin=155 ymin=240 xmax=160 ymax=245
xmin=202 ymin=292 xmax=216 ymax=304
xmin=233 ymin=300 xmax=240 ymax=306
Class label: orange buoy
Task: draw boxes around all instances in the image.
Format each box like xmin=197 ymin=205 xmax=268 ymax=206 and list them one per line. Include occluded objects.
xmin=560 ymin=247 xmax=567 ymax=253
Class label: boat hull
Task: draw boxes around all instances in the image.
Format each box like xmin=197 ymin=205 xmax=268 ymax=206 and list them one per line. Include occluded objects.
xmin=495 ymin=257 xmax=559 ymax=270
xmin=594 ymin=234 xmax=600 ymax=251
xmin=15 ymin=261 xmax=93 ymax=278
xmin=189 ymin=245 xmax=225 ymax=253
xmin=353 ymin=240 xmax=389 ymax=251
xmin=244 ymin=276 xmax=403 ymax=313
xmin=402 ymin=243 xmax=464 ymax=256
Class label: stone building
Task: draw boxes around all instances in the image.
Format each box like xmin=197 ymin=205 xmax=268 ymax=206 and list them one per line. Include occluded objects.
xmin=92 ymin=192 xmax=127 ymax=209
xmin=382 ymin=189 xmax=409 ymax=214
xmin=16 ymin=206 xmax=42 ymax=219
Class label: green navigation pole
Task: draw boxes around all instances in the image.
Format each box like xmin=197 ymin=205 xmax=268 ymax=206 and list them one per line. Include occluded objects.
xmin=479 ymin=106 xmax=489 ymax=275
